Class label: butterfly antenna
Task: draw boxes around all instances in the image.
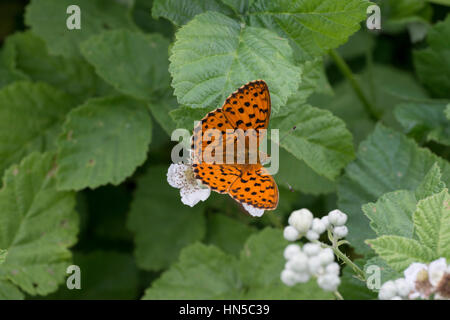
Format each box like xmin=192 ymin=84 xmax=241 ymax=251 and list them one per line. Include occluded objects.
xmin=278 ymin=126 xmax=297 ymax=144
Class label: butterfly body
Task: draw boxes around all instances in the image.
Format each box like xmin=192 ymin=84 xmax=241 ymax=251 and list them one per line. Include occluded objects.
xmin=191 ymin=80 xmax=278 ymax=211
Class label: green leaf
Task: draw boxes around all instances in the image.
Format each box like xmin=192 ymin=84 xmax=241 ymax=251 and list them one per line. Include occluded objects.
xmin=152 ymin=0 xmax=234 ymax=26
xmin=276 ymin=148 xmax=336 ymax=195
xmin=81 ymin=30 xmax=170 ymax=101
xmin=363 ymin=190 xmax=416 ymax=238
xmin=2 ymin=31 xmax=111 ymax=102
xmin=25 ymin=0 xmax=137 ymax=58
xmin=0 ymin=153 xmax=78 ymax=295
xmin=270 ymin=104 xmax=355 ymax=180
xmin=148 ymin=91 xmax=180 ymax=135
xmin=132 ymin=0 xmax=175 ymax=37
xmin=413 ymin=15 xmax=450 ymax=98
xmin=46 ymin=251 xmax=139 ymax=299
xmin=144 ymin=228 xmax=332 ymax=299
xmin=127 ymin=165 xmax=206 ymax=271
xmin=340 ymin=261 xmax=377 ymax=300
xmin=169 ymin=105 xmax=210 ymax=131
xmin=394 ymin=101 xmax=450 ymax=146
xmin=205 ymin=214 xmax=256 ymax=256
xmin=0 ymin=48 xmax=28 ymax=89
xmin=0 ymin=250 xmax=6 ymax=266
xmin=56 ymin=96 xmax=152 ymax=190
xmin=0 ymin=82 xmax=78 ymax=177
xmin=169 ymin=11 xmax=302 ymax=114
xmin=366 ymin=236 xmax=435 ymax=272
xmin=338 ymin=124 xmax=450 ymax=255
xmin=413 ymin=189 xmax=450 ymax=259
xmin=142 ymin=243 xmax=241 ymax=299
xmin=246 ymin=0 xmax=370 ymax=60
xmin=415 ymin=162 xmax=446 ymax=200
xmin=364 ymin=257 xmax=402 ymax=284
xmin=0 ymin=280 xmax=25 ymax=300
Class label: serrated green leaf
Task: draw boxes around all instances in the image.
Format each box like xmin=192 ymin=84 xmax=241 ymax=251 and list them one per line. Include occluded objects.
xmin=56 ymin=96 xmax=151 ymax=190
xmin=169 ymin=11 xmax=301 ymax=114
xmin=25 ymin=0 xmax=137 ymax=58
xmin=0 ymin=48 xmax=28 ymax=89
xmin=394 ymin=101 xmax=450 ymax=146
xmin=413 ymin=15 xmax=450 ymax=98
xmin=46 ymin=251 xmax=139 ymax=299
xmin=0 ymin=153 xmax=78 ymax=295
xmin=152 ymin=0 xmax=234 ymax=26
xmin=127 ymin=165 xmax=206 ymax=271
xmin=366 ymin=235 xmax=435 ymax=272
xmin=205 ymin=214 xmax=256 ymax=256
xmin=142 ymin=243 xmax=241 ymax=299
xmin=364 ymin=257 xmax=402 ymax=284
xmin=270 ymin=104 xmax=354 ymax=180
xmin=0 ymin=280 xmax=24 ymax=300
xmin=363 ymin=190 xmax=416 ymax=238
xmin=416 ymin=162 xmax=446 ymax=200
xmin=276 ymin=148 xmax=336 ymax=195
xmin=2 ymin=31 xmax=111 ymax=102
xmin=246 ymin=0 xmax=370 ymax=61
xmin=338 ymin=124 xmax=450 ymax=255
xmin=81 ymin=30 xmax=170 ymax=101
xmin=0 ymin=82 xmax=78 ymax=177
xmin=413 ymin=189 xmax=450 ymax=259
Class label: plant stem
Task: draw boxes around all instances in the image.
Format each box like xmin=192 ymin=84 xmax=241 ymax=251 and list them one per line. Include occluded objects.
xmin=329 ymin=49 xmax=380 ymax=121
xmin=333 ymin=291 xmax=344 ymax=300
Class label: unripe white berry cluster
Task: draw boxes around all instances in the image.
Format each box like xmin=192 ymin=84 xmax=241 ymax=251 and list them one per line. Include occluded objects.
xmin=283 ymin=209 xmax=348 ymax=242
xmin=281 ymin=243 xmax=341 ymax=292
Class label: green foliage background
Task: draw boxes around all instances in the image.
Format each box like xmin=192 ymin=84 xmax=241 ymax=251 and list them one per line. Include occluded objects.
xmin=0 ymin=0 xmax=449 ymax=300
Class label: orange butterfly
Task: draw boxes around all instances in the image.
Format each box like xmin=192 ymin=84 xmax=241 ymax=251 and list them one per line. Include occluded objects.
xmin=191 ymin=80 xmax=278 ymax=212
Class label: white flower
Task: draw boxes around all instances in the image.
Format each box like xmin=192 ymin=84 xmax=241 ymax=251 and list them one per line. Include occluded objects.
xmin=242 ymin=203 xmax=264 ymax=217
xmin=428 ymin=258 xmax=447 ymax=287
xmin=296 ymin=272 xmax=311 ymax=283
xmin=303 ymin=243 xmax=321 ymax=256
xmin=326 ymin=262 xmax=340 ymax=275
xmin=328 ymin=209 xmax=347 ymax=226
xmin=283 ymin=226 xmax=300 ymax=241
xmin=306 ymin=230 xmax=319 ymax=241
xmin=394 ymin=278 xmax=413 ymax=297
xmin=308 ymin=256 xmax=322 ymax=274
xmin=317 ymin=274 xmax=341 ymax=292
xmin=288 ymin=252 xmax=309 ymax=273
xmin=391 ymin=296 xmax=403 ymax=300
xmin=379 ymin=281 xmax=398 ymax=300
xmin=321 ymin=216 xmax=330 ymax=229
xmin=318 ymin=248 xmax=335 ymax=266
xmin=311 ymin=218 xmax=326 ymax=234
xmin=281 ymin=269 xmax=299 ymax=287
xmin=288 ymin=209 xmax=313 ymax=233
xmin=167 ymin=163 xmax=210 ymax=207
xmin=283 ymin=244 xmax=301 ymax=260
xmin=404 ymin=262 xmax=428 ymax=286
xmin=333 ymin=226 xmax=348 ymax=239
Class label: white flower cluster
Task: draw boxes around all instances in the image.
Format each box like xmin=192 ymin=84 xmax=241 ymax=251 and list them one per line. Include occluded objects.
xmin=281 ymin=208 xmax=350 ymax=292
xmin=379 ymin=258 xmax=450 ymax=300
xmin=283 ymin=209 xmax=348 ymax=242
xmin=167 ymin=163 xmax=210 ymax=207
xmin=281 ymin=243 xmax=341 ymax=291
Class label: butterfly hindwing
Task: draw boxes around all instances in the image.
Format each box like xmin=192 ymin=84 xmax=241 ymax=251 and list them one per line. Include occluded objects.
xmin=228 ymin=166 xmax=278 ymax=210
xmin=193 ymin=163 xmax=241 ymax=194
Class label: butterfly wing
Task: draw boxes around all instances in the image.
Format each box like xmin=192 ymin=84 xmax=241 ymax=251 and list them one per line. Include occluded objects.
xmin=228 ymin=166 xmax=278 ymax=210
xmin=193 ymin=163 xmax=241 ymax=194
xmin=220 ymin=80 xmax=271 ymax=133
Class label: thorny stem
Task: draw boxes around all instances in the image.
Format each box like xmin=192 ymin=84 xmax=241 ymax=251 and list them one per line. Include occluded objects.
xmin=316 ymin=230 xmax=366 ymax=282
xmin=329 ymin=49 xmax=381 ymax=121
